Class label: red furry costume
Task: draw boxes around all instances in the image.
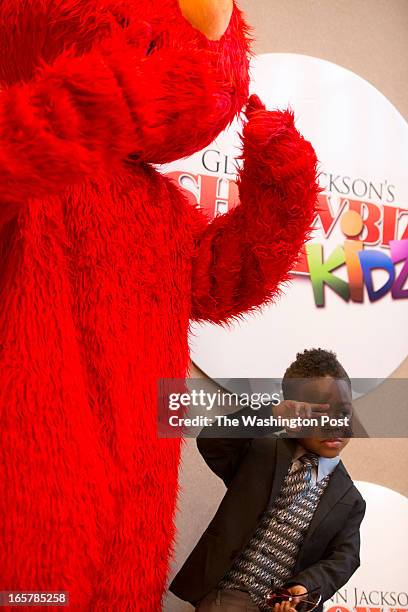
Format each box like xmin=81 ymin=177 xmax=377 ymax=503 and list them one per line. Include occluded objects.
xmin=0 ymin=0 xmax=319 ymax=609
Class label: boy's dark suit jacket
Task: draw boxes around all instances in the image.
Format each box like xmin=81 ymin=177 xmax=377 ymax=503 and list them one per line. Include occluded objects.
xmin=170 ymin=435 xmax=366 ymax=608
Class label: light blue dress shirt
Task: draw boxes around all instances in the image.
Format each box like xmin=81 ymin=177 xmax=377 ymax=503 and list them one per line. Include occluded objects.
xmin=291 ymin=444 xmax=340 ymax=484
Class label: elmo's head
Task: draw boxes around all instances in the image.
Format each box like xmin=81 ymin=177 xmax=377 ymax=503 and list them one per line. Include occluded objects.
xmin=119 ymin=0 xmax=252 ymax=143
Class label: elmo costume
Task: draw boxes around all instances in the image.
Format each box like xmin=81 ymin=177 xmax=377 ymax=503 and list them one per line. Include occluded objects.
xmin=0 ymin=0 xmax=319 ymax=609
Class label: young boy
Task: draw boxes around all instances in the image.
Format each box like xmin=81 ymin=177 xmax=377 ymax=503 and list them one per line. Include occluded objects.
xmin=170 ymin=349 xmax=365 ymax=612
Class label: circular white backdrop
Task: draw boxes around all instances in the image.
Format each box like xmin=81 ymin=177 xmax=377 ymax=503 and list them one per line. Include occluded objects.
xmin=164 ymin=54 xmax=408 ymax=379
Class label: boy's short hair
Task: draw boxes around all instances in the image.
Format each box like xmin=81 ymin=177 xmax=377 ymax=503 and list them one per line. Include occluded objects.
xmin=282 ymin=348 xmax=351 ymax=399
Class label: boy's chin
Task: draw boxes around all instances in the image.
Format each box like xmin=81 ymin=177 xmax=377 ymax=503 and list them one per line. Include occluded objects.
xmin=316 ymin=438 xmax=346 ymax=457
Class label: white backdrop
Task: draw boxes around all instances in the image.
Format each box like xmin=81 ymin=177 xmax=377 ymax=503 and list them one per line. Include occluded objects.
xmin=163 ymin=54 xmax=408 ymax=380
xmin=325 ymin=481 xmax=408 ymax=611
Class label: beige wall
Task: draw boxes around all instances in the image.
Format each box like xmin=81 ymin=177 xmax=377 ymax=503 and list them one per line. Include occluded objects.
xmin=164 ymin=2 xmax=408 ymax=610
xmin=242 ymin=0 xmax=408 ymax=121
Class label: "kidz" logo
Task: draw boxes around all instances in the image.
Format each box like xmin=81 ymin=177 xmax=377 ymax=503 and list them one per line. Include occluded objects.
xmin=294 ymin=198 xmax=408 ymax=306
xmin=167 ymin=170 xmax=408 ymax=307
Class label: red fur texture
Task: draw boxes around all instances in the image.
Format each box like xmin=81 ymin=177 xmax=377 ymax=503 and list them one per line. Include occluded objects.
xmin=0 ymin=1 xmax=319 ymax=610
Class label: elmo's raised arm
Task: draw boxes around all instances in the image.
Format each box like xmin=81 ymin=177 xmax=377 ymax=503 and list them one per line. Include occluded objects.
xmin=191 ymin=95 xmax=320 ymax=323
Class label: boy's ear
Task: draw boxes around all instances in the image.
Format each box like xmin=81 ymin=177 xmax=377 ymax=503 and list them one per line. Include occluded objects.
xmin=178 ymin=0 xmax=233 ymax=41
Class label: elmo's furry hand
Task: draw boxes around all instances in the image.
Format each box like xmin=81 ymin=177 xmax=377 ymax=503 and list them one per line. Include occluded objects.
xmin=243 ymin=94 xmax=317 ymax=183
xmin=191 ymin=94 xmax=319 ymax=323
xmin=245 ymin=93 xmax=266 ymax=114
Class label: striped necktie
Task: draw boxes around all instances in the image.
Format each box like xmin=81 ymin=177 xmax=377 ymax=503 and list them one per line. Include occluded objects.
xmin=273 ymin=452 xmax=320 ymax=511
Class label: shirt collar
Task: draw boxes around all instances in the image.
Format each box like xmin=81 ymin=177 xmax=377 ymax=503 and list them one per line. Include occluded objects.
xmin=294 ymin=444 xmax=340 ymax=482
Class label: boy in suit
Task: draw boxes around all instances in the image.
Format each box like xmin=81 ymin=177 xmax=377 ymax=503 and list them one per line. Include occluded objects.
xmin=170 ymin=349 xmax=365 ymax=611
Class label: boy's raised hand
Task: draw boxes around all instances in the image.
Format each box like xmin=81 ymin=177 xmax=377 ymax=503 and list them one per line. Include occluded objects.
xmin=273 ymin=400 xmax=330 ymax=420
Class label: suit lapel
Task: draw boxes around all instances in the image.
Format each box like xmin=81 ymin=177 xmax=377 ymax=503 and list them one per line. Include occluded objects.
xmin=304 ymin=460 xmax=352 ymax=540
xmin=239 ymin=440 xmax=351 ymax=549
xmin=268 ymin=437 xmax=297 ymax=505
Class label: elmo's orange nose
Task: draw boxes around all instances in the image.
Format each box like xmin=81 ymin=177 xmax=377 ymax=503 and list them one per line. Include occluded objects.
xmin=178 ymin=0 xmax=233 ymax=41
